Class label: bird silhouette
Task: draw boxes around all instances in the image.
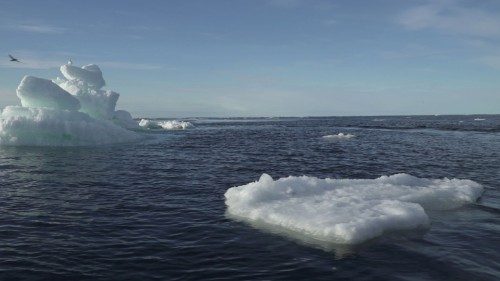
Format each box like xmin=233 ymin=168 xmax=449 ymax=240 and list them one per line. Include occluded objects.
xmin=9 ymin=54 xmax=20 ymax=62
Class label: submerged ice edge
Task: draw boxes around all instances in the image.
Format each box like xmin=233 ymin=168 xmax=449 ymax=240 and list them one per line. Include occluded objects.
xmin=225 ymin=173 xmax=483 ymax=245
xmin=0 ymin=63 xmax=142 ymax=146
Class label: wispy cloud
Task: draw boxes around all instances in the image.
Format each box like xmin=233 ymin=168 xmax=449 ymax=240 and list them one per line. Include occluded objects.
xmin=380 ymin=43 xmax=448 ymax=60
xmin=322 ymin=19 xmax=336 ymax=26
xmin=3 ymin=22 xmax=67 ymax=34
xmin=0 ymin=51 xmax=163 ymax=70
xmin=477 ymin=55 xmax=500 ymax=70
xmin=99 ymin=61 xmax=163 ymax=70
xmin=0 ymin=58 xmax=163 ymax=71
xmin=266 ymin=0 xmax=303 ymax=8
xmin=265 ymin=0 xmax=334 ymax=10
xmin=15 ymin=23 xmax=66 ymax=34
xmin=397 ymin=1 xmax=500 ymax=39
xmin=0 ymin=57 xmax=63 ymax=69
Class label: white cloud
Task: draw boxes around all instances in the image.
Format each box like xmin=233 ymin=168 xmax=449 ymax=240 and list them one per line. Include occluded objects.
xmin=380 ymin=43 xmax=447 ymax=60
xmin=0 ymin=59 xmax=163 ymax=70
xmin=7 ymin=23 xmax=66 ymax=34
xmin=397 ymin=1 xmax=500 ymax=38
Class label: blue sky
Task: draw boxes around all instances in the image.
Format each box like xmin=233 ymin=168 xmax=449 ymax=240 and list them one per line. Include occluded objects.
xmin=1 ymin=0 xmax=499 ymax=117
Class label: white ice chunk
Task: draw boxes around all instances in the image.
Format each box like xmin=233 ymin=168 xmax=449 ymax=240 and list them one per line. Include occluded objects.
xmin=322 ymin=133 xmax=355 ymax=139
xmin=78 ymin=90 xmax=119 ymax=120
xmin=138 ymin=119 xmax=193 ymax=130
xmin=16 ymin=76 xmax=81 ymax=111
xmin=60 ymin=64 xmax=105 ymax=89
xmin=158 ymin=120 xmax=193 ymax=130
xmin=225 ymin=173 xmax=483 ymax=245
xmin=0 ymin=106 xmax=141 ymax=146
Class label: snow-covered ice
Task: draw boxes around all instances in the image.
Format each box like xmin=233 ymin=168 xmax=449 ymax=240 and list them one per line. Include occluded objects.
xmin=225 ymin=173 xmax=483 ymax=245
xmin=60 ymin=64 xmax=106 ymax=89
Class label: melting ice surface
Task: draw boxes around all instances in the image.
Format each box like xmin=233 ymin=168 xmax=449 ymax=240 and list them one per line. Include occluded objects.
xmin=225 ymin=173 xmax=483 ymax=245
xmin=139 ymin=119 xmax=193 ymax=130
xmin=0 ymin=63 xmax=141 ymax=146
xmin=322 ymin=133 xmax=355 ymax=139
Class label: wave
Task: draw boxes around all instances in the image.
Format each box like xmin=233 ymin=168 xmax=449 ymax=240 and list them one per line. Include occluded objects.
xmin=225 ymin=173 xmax=483 ymax=245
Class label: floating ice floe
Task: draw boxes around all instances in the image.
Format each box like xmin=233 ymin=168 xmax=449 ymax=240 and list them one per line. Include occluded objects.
xmin=0 ymin=62 xmax=141 ymax=146
xmin=138 ymin=118 xmax=160 ymax=129
xmin=158 ymin=120 xmax=193 ymax=130
xmin=225 ymin=173 xmax=483 ymax=245
xmin=138 ymin=119 xmax=193 ymax=130
xmin=322 ymin=133 xmax=355 ymax=139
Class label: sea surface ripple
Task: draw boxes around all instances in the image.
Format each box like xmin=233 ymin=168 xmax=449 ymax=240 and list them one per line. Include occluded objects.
xmin=1 ymin=115 xmax=499 ymax=280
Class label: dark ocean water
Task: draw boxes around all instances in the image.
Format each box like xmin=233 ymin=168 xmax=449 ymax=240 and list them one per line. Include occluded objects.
xmin=1 ymin=115 xmax=499 ymax=280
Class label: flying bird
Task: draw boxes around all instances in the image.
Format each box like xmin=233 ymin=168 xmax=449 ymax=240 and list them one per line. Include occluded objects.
xmin=67 ymin=58 xmax=73 ymax=65
xmin=9 ymin=54 xmax=20 ymax=62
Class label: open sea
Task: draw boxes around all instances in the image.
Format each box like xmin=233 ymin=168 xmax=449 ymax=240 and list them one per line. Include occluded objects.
xmin=1 ymin=115 xmax=499 ymax=280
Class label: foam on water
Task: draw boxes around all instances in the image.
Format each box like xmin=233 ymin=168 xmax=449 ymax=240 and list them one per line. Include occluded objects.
xmin=322 ymin=133 xmax=355 ymax=139
xmin=225 ymin=173 xmax=483 ymax=244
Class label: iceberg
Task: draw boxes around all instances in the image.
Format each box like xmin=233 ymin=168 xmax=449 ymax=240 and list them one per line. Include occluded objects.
xmin=225 ymin=173 xmax=483 ymax=245
xmin=0 ymin=62 xmax=141 ymax=146
xmin=0 ymin=106 xmax=140 ymax=146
